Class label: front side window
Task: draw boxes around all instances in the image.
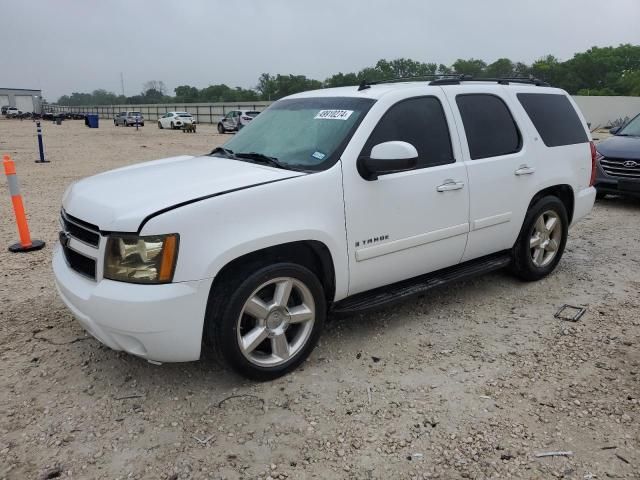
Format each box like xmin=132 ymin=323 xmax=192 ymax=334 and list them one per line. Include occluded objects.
xmin=456 ymin=94 xmax=521 ymax=160
xmin=219 ymin=97 xmax=375 ymax=171
xmin=361 ymin=96 xmax=454 ymax=169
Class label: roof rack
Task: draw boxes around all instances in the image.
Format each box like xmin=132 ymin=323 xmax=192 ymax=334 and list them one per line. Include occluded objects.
xmin=358 ymin=74 xmax=460 ymax=91
xmin=357 ymin=75 xmax=549 ymax=91
xmin=429 ymin=75 xmax=550 ymax=87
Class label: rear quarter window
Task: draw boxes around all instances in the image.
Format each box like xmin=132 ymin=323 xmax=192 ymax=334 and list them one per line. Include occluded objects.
xmin=517 ymin=93 xmax=588 ymax=147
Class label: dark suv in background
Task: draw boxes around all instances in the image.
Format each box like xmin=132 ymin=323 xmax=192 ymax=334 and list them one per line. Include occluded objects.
xmin=595 ymin=113 xmax=640 ymax=198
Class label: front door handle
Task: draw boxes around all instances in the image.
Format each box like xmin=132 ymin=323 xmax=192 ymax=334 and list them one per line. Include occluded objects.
xmin=515 ymin=165 xmax=536 ymax=176
xmin=437 ymin=180 xmax=465 ymax=192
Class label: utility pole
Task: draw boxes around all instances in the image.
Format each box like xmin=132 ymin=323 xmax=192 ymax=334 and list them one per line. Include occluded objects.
xmin=120 ymin=72 xmax=125 ymax=97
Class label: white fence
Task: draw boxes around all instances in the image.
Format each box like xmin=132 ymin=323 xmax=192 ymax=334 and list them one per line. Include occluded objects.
xmin=49 ymin=96 xmax=640 ymax=128
xmin=572 ymin=96 xmax=640 ymax=129
xmin=48 ymin=102 xmax=272 ymax=124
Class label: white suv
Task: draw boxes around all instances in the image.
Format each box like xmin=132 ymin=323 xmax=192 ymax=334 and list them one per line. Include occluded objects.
xmin=54 ymin=78 xmax=596 ymax=379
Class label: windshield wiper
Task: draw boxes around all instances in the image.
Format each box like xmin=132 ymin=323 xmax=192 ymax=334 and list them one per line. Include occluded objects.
xmin=210 ymin=147 xmax=236 ymax=158
xmin=234 ymin=152 xmax=291 ymax=170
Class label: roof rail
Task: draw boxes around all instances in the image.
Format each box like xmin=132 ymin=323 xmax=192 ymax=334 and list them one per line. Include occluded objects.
xmin=429 ymin=76 xmax=550 ymax=87
xmin=356 ymin=75 xmax=549 ymax=91
xmin=357 ymin=74 xmax=461 ymax=91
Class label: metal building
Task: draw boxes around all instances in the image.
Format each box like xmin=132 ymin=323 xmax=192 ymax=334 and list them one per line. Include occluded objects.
xmin=0 ymin=88 xmax=42 ymax=114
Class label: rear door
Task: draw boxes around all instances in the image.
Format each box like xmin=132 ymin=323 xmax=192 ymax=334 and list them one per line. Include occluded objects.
xmin=342 ymin=92 xmax=470 ymax=295
xmin=443 ymin=86 xmax=536 ymax=262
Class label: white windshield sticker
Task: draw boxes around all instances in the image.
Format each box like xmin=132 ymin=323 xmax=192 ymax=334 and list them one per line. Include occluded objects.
xmin=314 ymin=109 xmax=354 ymax=120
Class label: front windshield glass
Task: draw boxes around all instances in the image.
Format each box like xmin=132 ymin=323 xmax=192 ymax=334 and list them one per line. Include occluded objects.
xmin=220 ymin=97 xmax=375 ymax=170
xmin=619 ymin=114 xmax=640 ymax=136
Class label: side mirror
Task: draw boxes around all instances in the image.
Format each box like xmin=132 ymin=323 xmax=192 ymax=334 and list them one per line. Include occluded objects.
xmin=609 ymin=126 xmax=621 ymax=135
xmin=357 ymin=141 xmax=418 ymax=181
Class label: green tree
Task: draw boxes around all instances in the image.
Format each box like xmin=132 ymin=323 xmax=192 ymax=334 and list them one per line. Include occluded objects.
xmin=174 ymin=85 xmax=200 ymax=102
xmin=452 ymin=58 xmax=487 ymax=77
xmin=485 ymin=58 xmax=515 ymax=78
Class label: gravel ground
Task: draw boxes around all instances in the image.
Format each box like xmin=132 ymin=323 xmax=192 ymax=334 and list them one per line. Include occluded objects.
xmin=0 ymin=118 xmax=638 ymax=479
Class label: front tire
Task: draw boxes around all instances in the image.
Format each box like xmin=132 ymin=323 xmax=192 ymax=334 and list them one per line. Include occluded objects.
xmin=205 ymin=263 xmax=326 ymax=380
xmin=217 ymin=123 xmax=225 ymax=134
xmin=511 ymin=196 xmax=568 ymax=281
xmin=158 ymin=121 xmax=163 ymax=129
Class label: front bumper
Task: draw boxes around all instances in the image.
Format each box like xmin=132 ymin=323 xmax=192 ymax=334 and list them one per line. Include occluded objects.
xmin=53 ymin=244 xmax=211 ymax=362
xmin=595 ymin=161 xmax=640 ymax=198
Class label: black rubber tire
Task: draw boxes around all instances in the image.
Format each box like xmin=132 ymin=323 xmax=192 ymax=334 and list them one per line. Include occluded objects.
xmin=217 ymin=123 xmax=225 ymax=134
xmin=158 ymin=121 xmax=163 ymax=129
xmin=511 ymin=195 xmax=568 ymax=282
xmin=204 ymin=263 xmax=326 ymax=381
xmin=596 ymin=190 xmax=607 ymax=200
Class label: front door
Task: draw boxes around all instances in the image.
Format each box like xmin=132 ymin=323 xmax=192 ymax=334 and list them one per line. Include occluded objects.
xmin=342 ymin=93 xmax=470 ymax=295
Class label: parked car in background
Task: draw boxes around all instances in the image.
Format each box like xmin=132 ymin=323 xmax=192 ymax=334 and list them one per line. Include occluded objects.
xmin=594 ymin=112 xmax=640 ymax=199
xmin=54 ymin=79 xmax=596 ymax=380
xmin=217 ymin=110 xmax=260 ymax=133
xmin=158 ymin=111 xmax=195 ymax=130
xmin=114 ymin=111 xmax=144 ymax=126
xmin=5 ymin=107 xmax=21 ymax=118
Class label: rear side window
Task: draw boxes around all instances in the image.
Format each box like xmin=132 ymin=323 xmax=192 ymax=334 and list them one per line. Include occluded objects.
xmin=517 ymin=93 xmax=588 ymax=147
xmin=456 ymin=94 xmax=521 ymax=160
xmin=362 ymin=96 xmax=454 ymax=169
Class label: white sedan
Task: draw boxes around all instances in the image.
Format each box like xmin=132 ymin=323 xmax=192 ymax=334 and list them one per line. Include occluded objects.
xmin=158 ymin=111 xmax=195 ymax=130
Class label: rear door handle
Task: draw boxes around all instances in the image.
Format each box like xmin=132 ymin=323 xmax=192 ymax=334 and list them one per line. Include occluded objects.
xmin=437 ymin=180 xmax=465 ymax=192
xmin=515 ymin=165 xmax=535 ymax=176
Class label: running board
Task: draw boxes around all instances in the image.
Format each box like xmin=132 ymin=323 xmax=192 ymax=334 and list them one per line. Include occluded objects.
xmin=332 ymin=252 xmax=512 ymax=315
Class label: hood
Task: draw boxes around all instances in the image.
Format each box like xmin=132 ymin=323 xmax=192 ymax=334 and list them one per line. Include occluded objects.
xmin=63 ymin=155 xmax=303 ymax=232
xmin=596 ymin=135 xmax=640 ymax=160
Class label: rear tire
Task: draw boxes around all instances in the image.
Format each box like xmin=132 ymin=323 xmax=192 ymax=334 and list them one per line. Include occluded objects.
xmin=511 ymin=196 xmax=568 ymax=281
xmin=217 ymin=123 xmax=225 ymax=134
xmin=205 ymin=263 xmax=325 ymax=381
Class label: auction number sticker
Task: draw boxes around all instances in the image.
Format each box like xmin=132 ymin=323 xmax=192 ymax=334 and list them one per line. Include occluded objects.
xmin=314 ymin=109 xmax=354 ymax=120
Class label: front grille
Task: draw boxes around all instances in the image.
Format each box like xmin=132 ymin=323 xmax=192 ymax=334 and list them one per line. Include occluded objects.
xmin=61 ymin=210 xmax=100 ymax=246
xmin=60 ymin=210 xmax=100 ymax=280
xmin=600 ymin=157 xmax=640 ymax=179
xmin=61 ymin=236 xmax=97 ymax=279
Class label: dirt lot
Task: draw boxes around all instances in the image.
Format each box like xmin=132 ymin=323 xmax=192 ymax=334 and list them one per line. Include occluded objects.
xmin=0 ymin=118 xmax=639 ymax=479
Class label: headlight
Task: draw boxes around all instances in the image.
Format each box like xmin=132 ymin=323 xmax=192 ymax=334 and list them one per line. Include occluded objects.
xmin=104 ymin=234 xmax=179 ymax=284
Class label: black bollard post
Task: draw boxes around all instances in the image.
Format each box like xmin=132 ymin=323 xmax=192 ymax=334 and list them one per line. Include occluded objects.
xmin=35 ymin=121 xmax=50 ymax=164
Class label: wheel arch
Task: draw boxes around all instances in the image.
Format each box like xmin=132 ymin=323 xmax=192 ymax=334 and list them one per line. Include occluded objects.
xmin=528 ymin=184 xmax=575 ymax=224
xmin=209 ymin=240 xmax=337 ymax=305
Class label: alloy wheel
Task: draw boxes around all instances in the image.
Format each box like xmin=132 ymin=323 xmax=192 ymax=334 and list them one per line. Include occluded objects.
xmin=530 ymin=210 xmax=563 ymax=267
xmin=237 ymin=277 xmax=315 ymax=367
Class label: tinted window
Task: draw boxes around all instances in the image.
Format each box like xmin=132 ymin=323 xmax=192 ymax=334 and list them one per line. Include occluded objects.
xmin=456 ymin=94 xmax=521 ymax=160
xmin=517 ymin=93 xmax=588 ymax=147
xmin=362 ymin=97 xmax=454 ymax=169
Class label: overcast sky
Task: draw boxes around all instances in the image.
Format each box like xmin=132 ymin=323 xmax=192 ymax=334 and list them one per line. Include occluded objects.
xmin=2 ymin=0 xmax=639 ymax=101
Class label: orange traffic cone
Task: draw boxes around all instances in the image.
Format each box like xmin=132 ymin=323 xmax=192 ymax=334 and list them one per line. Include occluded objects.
xmin=3 ymin=155 xmax=45 ymax=252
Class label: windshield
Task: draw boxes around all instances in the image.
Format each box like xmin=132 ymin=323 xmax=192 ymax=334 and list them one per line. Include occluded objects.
xmin=245 ymin=111 xmax=260 ymax=117
xmin=129 ymin=111 xmax=141 ymax=116
xmin=619 ymin=114 xmax=640 ymax=136
xmin=219 ymin=97 xmax=375 ymax=171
